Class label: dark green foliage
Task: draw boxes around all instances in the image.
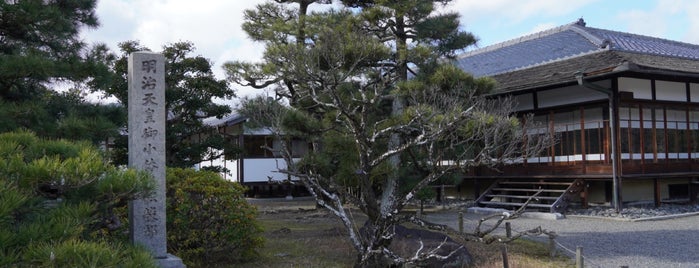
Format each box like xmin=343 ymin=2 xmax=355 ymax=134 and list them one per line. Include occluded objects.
xmin=0 ymin=0 xmax=126 ymax=146
xmin=0 ymin=131 xmax=156 ymax=267
xmin=414 ymin=13 xmax=478 ymax=58
xmin=49 ymin=92 xmax=126 ymax=144
xmin=0 ymin=91 xmax=126 ymax=144
xmin=22 ymin=240 xmax=155 ymax=268
xmin=229 ymin=1 xmax=532 ymax=266
xmin=298 ymin=132 xmax=361 ymax=185
xmin=101 ymin=41 xmax=239 ymax=169
xmin=166 ymin=168 xmax=264 ymax=266
xmin=0 ymin=0 xmax=101 ymax=101
xmin=340 ymin=0 xmax=476 ymax=76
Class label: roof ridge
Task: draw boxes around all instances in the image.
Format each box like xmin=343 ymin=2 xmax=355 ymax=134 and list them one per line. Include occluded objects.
xmin=585 ymin=26 xmax=699 ymax=49
xmin=586 ymin=26 xmax=699 ymax=60
xmin=454 ymin=19 xmax=699 ymax=78
xmin=457 ymin=20 xmax=583 ymax=59
xmin=457 ymin=18 xmax=601 ymax=59
xmin=568 ymin=24 xmax=609 ymax=48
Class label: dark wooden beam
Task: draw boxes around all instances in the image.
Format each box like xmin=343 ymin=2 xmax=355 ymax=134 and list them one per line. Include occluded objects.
xmin=654 ymin=178 xmax=661 ymax=207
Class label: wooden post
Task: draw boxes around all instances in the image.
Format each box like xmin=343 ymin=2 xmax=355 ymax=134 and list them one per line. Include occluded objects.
xmin=582 ymin=181 xmax=589 ymax=209
xmin=474 ymin=178 xmax=480 ymax=201
xmin=440 ymin=184 xmax=446 ymax=209
xmin=580 ymin=106 xmax=587 ymax=165
xmin=576 ymin=246 xmax=584 ymax=268
xmin=654 ymin=178 xmax=661 ymax=207
xmin=505 ymin=222 xmax=512 ymax=238
xmin=501 ymin=245 xmax=509 ymax=268
xmin=548 ymin=235 xmax=556 ymax=258
xmin=420 ymin=199 xmax=424 ymax=215
xmin=458 ymin=212 xmax=463 ymax=234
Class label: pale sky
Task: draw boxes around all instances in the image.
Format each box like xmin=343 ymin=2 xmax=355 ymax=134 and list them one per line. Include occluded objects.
xmin=81 ymin=0 xmax=699 ymax=99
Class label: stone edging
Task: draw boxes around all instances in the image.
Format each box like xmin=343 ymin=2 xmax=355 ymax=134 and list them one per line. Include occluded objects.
xmin=466 ymin=206 xmax=699 ymax=222
xmin=566 ymin=211 xmax=699 ymax=222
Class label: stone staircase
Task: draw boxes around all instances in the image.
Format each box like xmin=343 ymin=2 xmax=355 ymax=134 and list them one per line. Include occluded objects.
xmin=474 ymin=179 xmax=585 ymax=213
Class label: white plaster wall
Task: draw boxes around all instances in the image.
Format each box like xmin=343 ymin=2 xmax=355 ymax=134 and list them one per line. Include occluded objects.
xmin=585 ymin=107 xmax=604 ymax=121
xmin=622 ymin=180 xmax=655 ymax=202
xmin=195 ymin=153 xmax=239 ymax=182
xmin=618 ymin=77 xmax=652 ymax=99
xmin=243 ymin=158 xmax=290 ymax=182
xmin=198 ymin=156 xmax=301 ymax=183
xmin=655 ymin=80 xmax=686 ymax=102
xmin=622 ymin=179 xmax=691 ymax=202
xmin=691 ymin=83 xmax=699 ymax=102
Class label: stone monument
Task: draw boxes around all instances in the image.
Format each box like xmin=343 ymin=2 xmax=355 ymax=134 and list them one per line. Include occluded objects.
xmin=128 ymin=52 xmax=185 ymax=267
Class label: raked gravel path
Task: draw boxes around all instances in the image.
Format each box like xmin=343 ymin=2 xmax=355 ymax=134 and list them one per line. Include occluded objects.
xmin=424 ymin=210 xmax=699 ymax=268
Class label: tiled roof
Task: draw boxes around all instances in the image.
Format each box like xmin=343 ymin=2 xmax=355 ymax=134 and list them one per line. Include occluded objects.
xmin=586 ymin=27 xmax=699 ymax=60
xmin=455 ymin=19 xmax=699 ymax=78
xmin=490 ymin=50 xmax=699 ymax=93
xmin=203 ymin=113 xmax=275 ymax=135
xmin=490 ymin=51 xmax=626 ymax=92
xmin=203 ymin=113 xmax=247 ymax=127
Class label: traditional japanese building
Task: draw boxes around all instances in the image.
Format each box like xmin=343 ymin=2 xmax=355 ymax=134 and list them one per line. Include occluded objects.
xmin=198 ymin=113 xmax=308 ymax=197
xmin=457 ymin=19 xmax=699 ymax=212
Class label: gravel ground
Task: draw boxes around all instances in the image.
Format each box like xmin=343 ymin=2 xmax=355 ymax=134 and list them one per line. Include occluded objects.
xmin=424 ymin=208 xmax=699 ymax=268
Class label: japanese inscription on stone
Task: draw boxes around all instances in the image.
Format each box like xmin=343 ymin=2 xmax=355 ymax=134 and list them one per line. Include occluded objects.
xmin=128 ymin=52 xmax=167 ymax=259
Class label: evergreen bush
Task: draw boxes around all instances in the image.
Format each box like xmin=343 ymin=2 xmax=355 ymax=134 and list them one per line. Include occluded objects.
xmin=166 ymin=168 xmax=263 ymax=266
xmin=0 ymin=130 xmax=156 ymax=267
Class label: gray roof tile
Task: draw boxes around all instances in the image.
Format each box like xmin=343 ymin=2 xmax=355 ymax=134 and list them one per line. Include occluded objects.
xmin=586 ymin=27 xmax=699 ymax=59
xmin=456 ymin=19 xmax=699 ymax=78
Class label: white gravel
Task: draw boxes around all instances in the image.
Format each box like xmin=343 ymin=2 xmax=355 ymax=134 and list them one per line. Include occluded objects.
xmin=568 ymin=204 xmax=699 ymax=219
xmin=424 ymin=208 xmax=699 ymax=268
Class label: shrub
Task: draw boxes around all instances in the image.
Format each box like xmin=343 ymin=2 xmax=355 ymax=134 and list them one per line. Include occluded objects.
xmin=166 ymin=168 xmax=264 ymax=265
xmin=0 ymin=130 xmax=156 ymax=267
xmin=22 ymin=240 xmax=155 ymax=268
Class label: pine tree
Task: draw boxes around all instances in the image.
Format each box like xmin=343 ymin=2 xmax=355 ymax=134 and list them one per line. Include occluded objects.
xmin=229 ymin=1 xmax=549 ymax=266
xmin=0 ymin=0 xmax=125 ymax=144
xmin=0 ymin=0 xmax=101 ymax=101
xmin=101 ymin=41 xmax=239 ymax=168
xmin=0 ymin=131 xmax=156 ymax=267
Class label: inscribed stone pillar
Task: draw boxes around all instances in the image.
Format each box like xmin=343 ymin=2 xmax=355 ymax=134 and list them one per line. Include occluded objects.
xmin=128 ymin=52 xmax=184 ymax=267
